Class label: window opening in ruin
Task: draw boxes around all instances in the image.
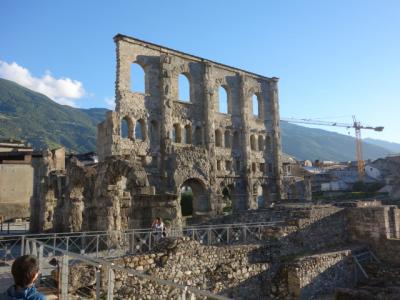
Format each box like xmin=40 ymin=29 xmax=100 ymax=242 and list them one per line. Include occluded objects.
xmin=252 ymin=94 xmax=260 ymax=118
xmin=172 ymin=124 xmax=182 ymax=143
xmin=252 ymin=162 xmax=256 ymax=173
xmin=194 ymin=126 xmax=202 ymax=145
xmin=135 ymin=119 xmax=146 ymax=141
xmin=121 ymin=116 xmax=133 ymax=139
xmin=215 ymin=129 xmax=222 ymax=147
xmin=217 ymin=160 xmax=221 ymax=171
xmin=225 ymin=160 xmax=232 ymax=171
xmin=256 ymin=185 xmax=264 ymax=208
xmin=178 ymin=74 xmax=190 ymax=102
xmin=180 ymin=185 xmax=193 ymax=216
xmin=233 ymin=131 xmax=240 ymax=149
xmin=250 ymin=135 xmax=257 ymax=151
xmin=184 ymin=125 xmax=192 ymax=144
xmin=258 ymin=135 xmax=264 ymax=151
xmin=218 ymin=86 xmax=228 ymax=114
xmin=287 ymin=165 xmax=292 ymax=175
xmin=130 ymin=63 xmax=145 ymax=93
xmin=224 ymin=130 xmax=231 ymax=148
xmin=222 ymin=187 xmax=232 ymax=214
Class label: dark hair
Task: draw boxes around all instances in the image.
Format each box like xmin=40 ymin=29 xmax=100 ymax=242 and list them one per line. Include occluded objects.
xmin=11 ymin=255 xmax=39 ymax=287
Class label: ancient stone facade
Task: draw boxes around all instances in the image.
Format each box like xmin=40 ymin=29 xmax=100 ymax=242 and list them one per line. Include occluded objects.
xmin=97 ymin=34 xmax=283 ymax=224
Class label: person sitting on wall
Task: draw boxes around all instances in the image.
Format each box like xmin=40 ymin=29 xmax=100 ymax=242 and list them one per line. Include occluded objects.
xmin=151 ymin=217 xmax=165 ymax=241
xmin=1 ymin=255 xmax=46 ymax=300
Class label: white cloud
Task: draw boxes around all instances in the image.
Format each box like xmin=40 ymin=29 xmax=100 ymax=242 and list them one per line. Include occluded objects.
xmin=0 ymin=60 xmax=86 ymax=107
xmin=104 ymin=96 xmax=115 ymax=110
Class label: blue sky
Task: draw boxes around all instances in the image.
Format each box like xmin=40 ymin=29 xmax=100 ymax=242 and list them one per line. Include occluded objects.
xmin=0 ymin=0 xmax=399 ymax=143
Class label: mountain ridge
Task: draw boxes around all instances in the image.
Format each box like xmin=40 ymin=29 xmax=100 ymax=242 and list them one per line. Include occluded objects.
xmin=0 ymin=78 xmax=397 ymax=161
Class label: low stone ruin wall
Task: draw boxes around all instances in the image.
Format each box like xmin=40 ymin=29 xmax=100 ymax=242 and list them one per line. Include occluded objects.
xmin=112 ymin=238 xmax=271 ymax=299
xmin=346 ymin=206 xmax=390 ymax=241
xmin=346 ymin=205 xmax=400 ymax=264
xmin=264 ymin=206 xmax=348 ymax=257
xmin=286 ymin=250 xmax=354 ymax=299
xmin=70 ymin=237 xmax=272 ymax=299
xmin=65 ymin=203 xmax=400 ymax=299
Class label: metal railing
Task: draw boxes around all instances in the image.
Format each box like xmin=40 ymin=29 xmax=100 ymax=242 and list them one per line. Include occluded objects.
xmin=25 ymin=238 xmax=231 ymax=300
xmin=0 ymin=221 xmax=282 ymax=263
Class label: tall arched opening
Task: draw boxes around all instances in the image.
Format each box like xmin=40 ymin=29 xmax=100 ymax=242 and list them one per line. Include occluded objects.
xmin=222 ymin=186 xmax=232 ymax=214
xmin=255 ymin=185 xmax=264 ymax=208
xmin=180 ymin=178 xmax=209 ymax=217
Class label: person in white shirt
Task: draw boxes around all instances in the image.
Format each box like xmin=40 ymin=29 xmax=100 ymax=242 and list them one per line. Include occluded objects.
xmin=151 ymin=217 xmax=165 ymax=241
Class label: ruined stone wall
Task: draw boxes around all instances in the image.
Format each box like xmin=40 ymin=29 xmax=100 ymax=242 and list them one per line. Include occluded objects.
xmin=70 ymin=237 xmax=271 ymax=299
xmin=347 ymin=206 xmax=389 ymax=241
xmin=347 ymin=205 xmax=400 ymax=264
xmin=285 ymin=250 xmax=354 ymax=299
xmin=96 ymin=34 xmax=284 ymax=226
xmin=30 ymin=149 xmax=66 ymax=232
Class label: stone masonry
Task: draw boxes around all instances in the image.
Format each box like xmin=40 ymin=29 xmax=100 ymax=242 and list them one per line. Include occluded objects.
xmin=97 ymin=34 xmax=283 ymax=226
xmin=31 ymin=34 xmax=284 ymax=232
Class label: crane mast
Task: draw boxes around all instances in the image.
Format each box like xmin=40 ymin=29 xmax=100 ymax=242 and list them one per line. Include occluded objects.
xmin=353 ymin=116 xmax=365 ymax=179
xmin=281 ymin=116 xmax=384 ymax=180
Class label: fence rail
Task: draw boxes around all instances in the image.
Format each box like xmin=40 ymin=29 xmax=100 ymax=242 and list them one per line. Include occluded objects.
xmin=0 ymin=221 xmax=282 ymax=264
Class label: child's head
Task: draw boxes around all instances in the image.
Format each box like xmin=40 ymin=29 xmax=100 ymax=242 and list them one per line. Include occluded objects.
xmin=11 ymin=255 xmax=39 ymax=288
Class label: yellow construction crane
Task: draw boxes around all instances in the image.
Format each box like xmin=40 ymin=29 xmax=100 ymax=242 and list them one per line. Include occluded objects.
xmin=281 ymin=116 xmax=384 ymax=179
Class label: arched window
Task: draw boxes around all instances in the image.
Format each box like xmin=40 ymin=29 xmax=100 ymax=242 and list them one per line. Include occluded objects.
xmin=172 ymin=124 xmax=182 ymax=143
xmin=252 ymin=94 xmax=260 ymax=118
xmin=131 ymin=63 xmax=145 ymax=93
xmin=233 ymin=131 xmax=240 ymax=149
xmin=218 ymin=86 xmax=228 ymax=114
xmin=194 ymin=126 xmax=202 ymax=145
xmin=258 ymin=135 xmax=264 ymax=151
xmin=224 ymin=130 xmax=231 ymax=148
xmin=121 ymin=116 xmax=133 ymax=139
xmin=184 ymin=124 xmax=192 ymax=144
xmin=178 ymin=74 xmax=190 ymax=102
xmin=250 ymin=135 xmax=257 ymax=151
xmin=135 ymin=119 xmax=146 ymax=141
xmin=215 ymin=129 xmax=222 ymax=147
xmin=150 ymin=120 xmax=159 ymax=146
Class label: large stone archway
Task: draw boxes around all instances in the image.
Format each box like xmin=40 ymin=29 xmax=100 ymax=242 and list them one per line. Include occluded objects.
xmin=180 ymin=178 xmax=209 ymax=217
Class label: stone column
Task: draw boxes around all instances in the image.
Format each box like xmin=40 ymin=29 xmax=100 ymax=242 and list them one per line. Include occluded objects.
xmin=159 ymin=55 xmax=174 ymax=193
xmin=268 ymin=77 xmax=283 ymax=201
xmin=238 ymin=74 xmax=253 ymax=209
xmin=203 ymin=63 xmax=218 ymax=211
xmin=114 ymin=38 xmax=125 ymax=112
